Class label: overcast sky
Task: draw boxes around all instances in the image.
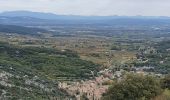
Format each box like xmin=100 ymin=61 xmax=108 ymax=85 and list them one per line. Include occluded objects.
xmin=0 ymin=0 xmax=170 ymax=16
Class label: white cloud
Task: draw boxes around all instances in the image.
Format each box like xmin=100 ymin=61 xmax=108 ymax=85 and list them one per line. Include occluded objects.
xmin=0 ymin=0 xmax=170 ymax=16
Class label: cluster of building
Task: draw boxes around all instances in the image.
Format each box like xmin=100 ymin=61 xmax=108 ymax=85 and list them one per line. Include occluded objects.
xmin=58 ymin=75 xmax=110 ymax=100
xmin=59 ymin=65 xmax=165 ymax=100
xmin=58 ymin=68 xmax=128 ymax=100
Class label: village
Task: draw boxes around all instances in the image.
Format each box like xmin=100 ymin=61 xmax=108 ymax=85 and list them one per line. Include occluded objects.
xmin=58 ymin=65 xmax=163 ymax=100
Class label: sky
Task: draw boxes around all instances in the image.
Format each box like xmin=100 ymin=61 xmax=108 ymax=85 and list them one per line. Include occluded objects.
xmin=0 ymin=0 xmax=170 ymax=16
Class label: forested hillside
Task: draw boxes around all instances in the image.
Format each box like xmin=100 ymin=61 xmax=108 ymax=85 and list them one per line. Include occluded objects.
xmin=0 ymin=42 xmax=99 ymax=99
xmin=0 ymin=24 xmax=47 ymax=35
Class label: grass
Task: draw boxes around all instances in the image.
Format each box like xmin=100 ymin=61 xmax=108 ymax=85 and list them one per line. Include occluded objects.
xmin=153 ymin=89 xmax=170 ymax=100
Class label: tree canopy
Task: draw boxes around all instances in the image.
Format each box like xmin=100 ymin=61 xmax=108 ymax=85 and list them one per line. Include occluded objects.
xmin=103 ymin=74 xmax=162 ymax=100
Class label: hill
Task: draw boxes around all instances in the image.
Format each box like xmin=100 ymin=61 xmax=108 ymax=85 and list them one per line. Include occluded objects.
xmin=0 ymin=42 xmax=99 ymax=99
xmin=1 ymin=11 xmax=170 ymax=26
xmin=0 ymin=24 xmax=48 ymax=35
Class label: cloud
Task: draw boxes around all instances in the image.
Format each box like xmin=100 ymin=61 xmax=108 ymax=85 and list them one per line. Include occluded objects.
xmin=0 ymin=0 xmax=170 ymax=16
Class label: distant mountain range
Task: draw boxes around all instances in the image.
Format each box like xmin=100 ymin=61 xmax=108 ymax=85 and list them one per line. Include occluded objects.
xmin=1 ymin=11 xmax=170 ymax=20
xmin=0 ymin=11 xmax=68 ymax=20
xmin=0 ymin=11 xmax=170 ymax=26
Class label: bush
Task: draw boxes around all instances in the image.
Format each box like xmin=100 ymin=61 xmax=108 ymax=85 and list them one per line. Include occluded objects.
xmin=161 ymin=75 xmax=170 ymax=90
xmin=103 ymin=74 xmax=163 ymax=100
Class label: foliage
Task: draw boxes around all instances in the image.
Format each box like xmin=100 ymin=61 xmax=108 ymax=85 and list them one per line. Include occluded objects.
xmin=0 ymin=42 xmax=99 ymax=99
xmin=161 ymin=75 xmax=170 ymax=90
xmin=0 ymin=43 xmax=99 ymax=80
xmin=153 ymin=89 xmax=170 ymax=100
xmin=103 ymin=74 xmax=162 ymax=100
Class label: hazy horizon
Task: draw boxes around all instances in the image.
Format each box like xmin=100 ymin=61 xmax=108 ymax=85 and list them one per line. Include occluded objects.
xmin=0 ymin=0 xmax=170 ymax=16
